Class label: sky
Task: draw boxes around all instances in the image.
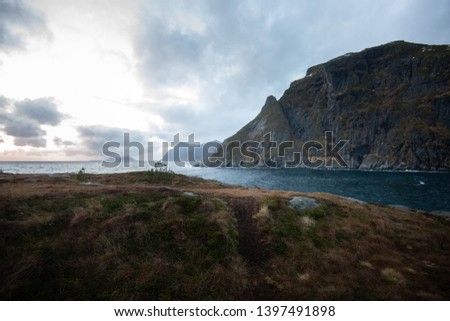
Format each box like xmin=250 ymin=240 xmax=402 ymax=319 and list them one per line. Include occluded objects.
xmin=0 ymin=0 xmax=449 ymax=161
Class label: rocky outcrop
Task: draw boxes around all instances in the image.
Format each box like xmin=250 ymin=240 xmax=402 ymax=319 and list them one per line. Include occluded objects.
xmin=217 ymin=41 xmax=450 ymax=170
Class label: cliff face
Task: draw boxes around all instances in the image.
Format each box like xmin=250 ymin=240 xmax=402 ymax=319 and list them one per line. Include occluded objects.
xmin=220 ymin=41 xmax=450 ymax=170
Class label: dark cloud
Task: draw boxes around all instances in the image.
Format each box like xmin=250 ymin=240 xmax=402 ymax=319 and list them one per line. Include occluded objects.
xmin=3 ymin=116 xmax=45 ymax=138
xmin=77 ymin=126 xmax=149 ymax=157
xmin=0 ymin=96 xmax=8 ymax=124
xmin=134 ymin=0 xmax=450 ymax=142
xmin=0 ymin=95 xmax=9 ymax=108
xmin=13 ymin=136 xmax=46 ymax=148
xmin=0 ymin=0 xmax=49 ymax=52
xmin=15 ymin=97 xmax=65 ymax=125
xmin=77 ymin=126 xmax=128 ymax=154
xmin=0 ymin=96 xmax=64 ymax=148
xmin=53 ymin=137 xmax=75 ymax=147
xmin=135 ymin=17 xmax=207 ymax=86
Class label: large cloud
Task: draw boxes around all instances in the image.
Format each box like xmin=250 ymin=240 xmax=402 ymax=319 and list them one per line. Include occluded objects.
xmin=77 ymin=126 xmax=129 ymax=155
xmin=13 ymin=136 xmax=46 ymax=148
xmin=15 ymin=97 xmax=65 ymax=126
xmin=76 ymin=125 xmax=151 ymax=158
xmin=134 ymin=0 xmax=450 ymax=142
xmin=3 ymin=116 xmax=46 ymax=138
xmin=0 ymin=0 xmax=49 ymax=52
xmin=0 ymin=96 xmax=65 ymax=147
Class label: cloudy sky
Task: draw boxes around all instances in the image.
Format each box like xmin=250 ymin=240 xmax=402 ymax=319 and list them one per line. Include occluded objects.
xmin=0 ymin=0 xmax=449 ymax=160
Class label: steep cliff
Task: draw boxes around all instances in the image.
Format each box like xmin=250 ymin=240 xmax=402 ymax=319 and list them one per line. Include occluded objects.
xmin=219 ymin=41 xmax=450 ymax=170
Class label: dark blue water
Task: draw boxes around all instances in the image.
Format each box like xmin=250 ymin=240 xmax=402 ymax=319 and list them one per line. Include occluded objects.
xmin=1 ymin=162 xmax=449 ymax=212
xmin=173 ymin=167 xmax=450 ymax=212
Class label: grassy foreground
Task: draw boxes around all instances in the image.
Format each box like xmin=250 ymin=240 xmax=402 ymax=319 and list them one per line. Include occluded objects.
xmin=0 ymin=171 xmax=449 ymax=300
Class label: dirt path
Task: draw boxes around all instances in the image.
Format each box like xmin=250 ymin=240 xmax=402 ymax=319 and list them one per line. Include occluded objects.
xmin=226 ymin=197 xmax=271 ymax=266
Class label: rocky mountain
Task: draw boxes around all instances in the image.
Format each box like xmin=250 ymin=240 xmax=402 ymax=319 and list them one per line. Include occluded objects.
xmin=216 ymin=41 xmax=450 ymax=170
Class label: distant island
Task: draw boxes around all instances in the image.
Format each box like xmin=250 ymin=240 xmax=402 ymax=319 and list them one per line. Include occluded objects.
xmin=216 ymin=41 xmax=450 ymax=170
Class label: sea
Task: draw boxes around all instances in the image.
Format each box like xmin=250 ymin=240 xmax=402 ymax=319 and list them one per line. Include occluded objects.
xmin=1 ymin=161 xmax=449 ymax=213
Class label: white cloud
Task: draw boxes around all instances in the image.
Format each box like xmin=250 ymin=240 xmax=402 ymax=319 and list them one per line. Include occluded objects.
xmin=1 ymin=0 xmax=450 ymax=159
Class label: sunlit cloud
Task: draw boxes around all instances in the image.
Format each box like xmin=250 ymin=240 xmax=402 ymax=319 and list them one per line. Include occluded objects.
xmin=0 ymin=0 xmax=449 ymax=160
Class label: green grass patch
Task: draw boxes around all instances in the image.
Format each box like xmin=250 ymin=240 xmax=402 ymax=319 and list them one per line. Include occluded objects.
xmin=146 ymin=168 xmax=175 ymax=184
xmin=265 ymin=196 xmax=283 ymax=211
xmin=305 ymin=205 xmax=329 ymax=219
xmin=175 ymin=196 xmax=202 ymax=214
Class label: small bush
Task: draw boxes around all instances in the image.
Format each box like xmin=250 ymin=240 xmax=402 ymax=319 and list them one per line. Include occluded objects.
xmin=146 ymin=166 xmax=175 ymax=184
xmin=76 ymin=167 xmax=87 ymax=182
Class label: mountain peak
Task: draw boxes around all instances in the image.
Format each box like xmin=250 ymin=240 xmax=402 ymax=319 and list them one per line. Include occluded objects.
xmin=220 ymin=41 xmax=450 ymax=170
xmin=262 ymin=95 xmax=277 ymax=111
xmin=305 ymin=40 xmax=439 ymax=77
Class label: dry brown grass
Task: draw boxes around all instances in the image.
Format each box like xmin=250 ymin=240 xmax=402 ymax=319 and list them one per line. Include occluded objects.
xmin=0 ymin=172 xmax=449 ymax=300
